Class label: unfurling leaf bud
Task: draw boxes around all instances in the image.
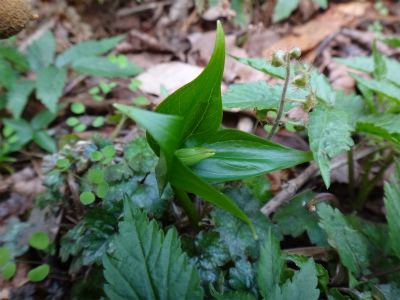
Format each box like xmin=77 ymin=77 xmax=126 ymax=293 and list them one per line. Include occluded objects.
xmin=270 ymin=50 xmax=286 ymax=67
xmin=0 ymin=0 xmax=38 ymax=39
xmin=175 ymin=147 xmax=215 ymax=166
xmin=289 ymin=46 xmax=301 ymax=59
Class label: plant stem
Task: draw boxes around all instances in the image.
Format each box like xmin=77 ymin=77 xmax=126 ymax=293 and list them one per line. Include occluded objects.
xmin=284 ymin=98 xmax=305 ymax=103
xmin=266 ymin=53 xmax=291 ymax=140
xmin=171 ymin=185 xmax=201 ymax=231
xmin=109 ymin=114 xmax=127 ymax=141
xmin=354 ymin=150 xmax=394 ymax=211
xmin=66 ymin=170 xmax=93 ymax=186
xmin=348 ymin=147 xmax=355 ymax=201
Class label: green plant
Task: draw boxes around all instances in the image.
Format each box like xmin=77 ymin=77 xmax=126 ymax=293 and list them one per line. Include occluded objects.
xmin=0 ymin=32 xmax=143 ymax=158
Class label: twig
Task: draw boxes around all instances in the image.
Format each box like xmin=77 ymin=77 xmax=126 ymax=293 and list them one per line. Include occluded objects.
xmin=266 ymin=54 xmax=290 ymax=140
xmin=116 ymin=1 xmax=172 ymax=17
xmin=261 ymin=145 xmax=382 ymax=216
xmin=62 ymin=74 xmax=89 ymax=96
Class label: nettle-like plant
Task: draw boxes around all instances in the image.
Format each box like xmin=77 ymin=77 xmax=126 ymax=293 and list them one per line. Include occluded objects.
xmin=100 ymin=22 xmax=400 ymax=300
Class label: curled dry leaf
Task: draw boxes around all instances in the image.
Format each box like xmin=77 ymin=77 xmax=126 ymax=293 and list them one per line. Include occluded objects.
xmin=0 ymin=0 xmax=37 ymax=39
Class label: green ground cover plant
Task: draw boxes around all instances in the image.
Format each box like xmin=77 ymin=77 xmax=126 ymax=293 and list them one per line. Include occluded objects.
xmin=1 ymin=21 xmax=400 ymax=300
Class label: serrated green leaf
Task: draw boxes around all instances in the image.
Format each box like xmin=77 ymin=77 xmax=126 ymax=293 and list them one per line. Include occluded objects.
xmin=334 ymin=91 xmax=368 ymax=126
xmin=55 ymin=35 xmax=125 ymax=67
xmin=267 ymin=258 xmax=319 ymax=300
xmin=273 ymin=191 xmax=328 ymax=247
xmin=211 ymin=186 xmax=282 ymax=260
xmin=60 ymin=223 xmax=85 ymax=263
xmin=383 ymin=160 xmax=400 ymax=259
xmin=328 ymin=288 xmax=351 ymax=300
xmin=103 ymin=197 xmax=203 ymax=300
xmin=31 ymin=104 xmax=65 ymax=130
xmin=227 ymin=53 xmax=287 ymax=79
xmin=349 ymin=72 xmax=400 ymax=104
xmin=33 ymin=130 xmax=57 ymax=153
xmin=103 ymin=164 xmax=133 ymax=181
xmin=72 ymin=56 xmax=143 ymax=78
xmin=148 ymin=21 xmax=225 ymax=152
xmin=0 ymin=58 xmax=17 ymax=89
xmin=36 ymin=66 xmax=67 ymax=113
xmin=317 ymin=203 xmax=369 ymax=275
xmin=373 ymin=40 xmax=387 ymax=80
xmin=273 ymin=0 xmax=301 ymax=22
xmin=0 ymin=46 xmax=29 ymax=71
xmin=309 ymin=70 xmax=335 ymax=104
xmin=6 ymin=80 xmax=35 ymax=119
xmin=334 ymin=56 xmax=374 ymax=73
xmin=229 ymin=260 xmax=258 ymax=296
xmin=26 ymin=31 xmax=55 ymax=73
xmin=222 ymin=80 xmax=306 ymax=111
xmin=0 ymin=218 xmax=30 ymax=259
xmin=307 ymin=106 xmax=354 ymax=188
xmin=257 ymin=228 xmax=286 ymax=299
xmin=192 ymin=129 xmax=313 ymax=181
xmin=357 ymin=113 xmax=400 ymax=146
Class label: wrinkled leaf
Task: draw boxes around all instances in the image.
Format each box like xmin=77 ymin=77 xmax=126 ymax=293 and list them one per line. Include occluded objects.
xmin=36 ymin=66 xmax=67 ymax=113
xmin=56 ymin=35 xmax=125 ymax=67
xmin=307 ymin=106 xmax=354 ymax=188
xmin=26 ymin=31 xmax=55 ymax=73
xmin=229 ymin=260 xmax=258 ymax=296
xmin=103 ymin=196 xmax=203 ymax=300
xmin=357 ymin=114 xmax=400 ymax=146
xmin=383 ymin=160 xmax=400 ymax=259
xmin=317 ymin=203 xmax=369 ymax=275
xmin=273 ymin=191 xmax=328 ymax=247
xmin=211 ymin=186 xmax=282 ymax=260
xmin=72 ymin=56 xmax=143 ymax=78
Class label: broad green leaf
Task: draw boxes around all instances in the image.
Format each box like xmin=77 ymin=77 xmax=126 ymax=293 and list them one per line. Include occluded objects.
xmin=192 ymin=129 xmax=313 ymax=181
xmin=266 ymin=258 xmax=319 ymax=300
xmin=230 ymin=0 xmax=247 ymax=27
xmin=334 ymin=56 xmax=374 ymax=73
xmin=0 ymin=218 xmax=30 ymax=259
xmin=0 ymin=58 xmax=17 ymax=89
xmin=36 ymin=66 xmax=67 ymax=113
xmin=103 ymin=164 xmax=133 ymax=181
xmin=357 ymin=113 xmax=400 ymax=146
xmin=72 ymin=56 xmax=143 ymax=78
xmin=317 ymin=203 xmax=369 ymax=275
xmin=273 ymin=191 xmax=328 ymax=247
xmin=328 ymin=288 xmax=351 ymax=300
xmin=227 ymin=54 xmax=287 ymax=79
xmin=29 ymin=232 xmax=50 ymax=250
xmin=210 ymin=186 xmax=282 ymax=260
xmin=171 ymin=157 xmax=257 ymax=239
xmin=148 ymin=21 xmax=225 ymax=151
xmin=80 ymin=192 xmax=95 ymax=205
xmin=2 ymin=118 xmax=33 ymax=154
xmin=349 ymin=72 xmax=400 ymax=104
xmin=6 ymin=80 xmax=35 ymax=119
xmin=0 ymin=46 xmax=29 ymax=71
xmin=103 ymin=197 xmax=203 ymax=300
xmin=103 ymin=145 xmax=116 ymax=157
xmin=97 ymin=181 xmax=109 ymax=198
xmin=55 ymin=35 xmax=125 ymax=67
xmin=33 ymin=130 xmax=57 ymax=153
xmin=114 ymin=104 xmax=182 ymax=194
xmin=273 ymin=0 xmax=301 ymax=22
xmin=26 ymin=31 xmax=55 ymax=73
xmin=88 ymin=169 xmax=104 ymax=183
xmin=383 ymin=160 xmax=400 ymax=259
xmin=229 ymin=260 xmax=258 ymax=296
xmin=27 ymin=264 xmax=50 ymax=282
xmin=257 ymin=228 xmax=286 ymax=299
xmin=380 ymin=36 xmax=400 ymax=47
xmin=309 ymin=70 xmax=335 ymax=104
xmin=222 ymin=80 xmax=307 ymax=111
xmin=373 ymin=40 xmax=387 ymax=81
xmin=307 ymin=106 xmax=354 ymax=188
xmin=385 ymin=57 xmax=400 ymax=86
